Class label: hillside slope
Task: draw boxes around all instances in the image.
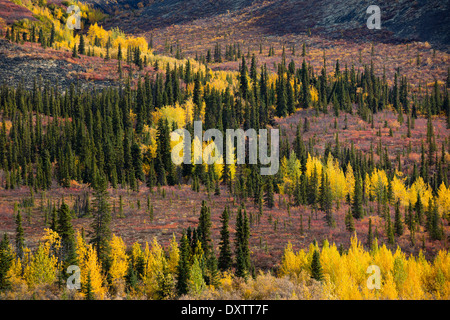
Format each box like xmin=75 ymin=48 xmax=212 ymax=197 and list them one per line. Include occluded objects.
xmin=88 ymin=0 xmax=450 ymax=50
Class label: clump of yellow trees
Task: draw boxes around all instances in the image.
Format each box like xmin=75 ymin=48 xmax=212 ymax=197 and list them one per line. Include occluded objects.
xmin=2 ymin=228 xmax=449 ymax=300
xmin=279 ymin=153 xmax=450 ymax=221
xmin=279 ymin=234 xmax=450 ymax=300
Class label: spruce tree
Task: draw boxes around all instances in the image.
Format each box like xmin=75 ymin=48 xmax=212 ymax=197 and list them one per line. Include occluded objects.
xmin=49 ymin=24 xmax=55 ymax=47
xmin=72 ymin=44 xmax=78 ymax=58
xmin=89 ymin=173 xmax=112 ymax=271
xmin=367 ymin=218 xmax=373 ymax=247
xmin=198 ymin=200 xmax=212 ymax=255
xmin=430 ymin=200 xmax=443 ymax=241
xmin=345 ymin=209 xmax=355 ymax=232
xmin=57 ymin=201 xmax=76 ymax=266
xmin=311 ymin=249 xmax=324 ymax=282
xmin=415 ymin=192 xmax=424 ymax=225
xmin=352 ymin=173 xmax=363 ymax=219
xmin=394 ymin=200 xmax=404 ymax=236
xmin=235 ymin=204 xmax=250 ymax=278
xmin=240 ymin=56 xmax=249 ymax=99
xmin=218 ymin=206 xmax=232 ymax=271
xmin=386 ymin=209 xmax=395 ymax=245
xmin=15 ymin=211 xmax=25 ymax=258
xmin=176 ymin=232 xmax=190 ymax=296
xmin=0 ymin=233 xmax=13 ymax=291
xmin=78 ymin=34 xmax=85 ymax=55
xmin=84 ymin=271 xmax=95 ymax=300
xmin=265 ymin=177 xmax=274 ymax=208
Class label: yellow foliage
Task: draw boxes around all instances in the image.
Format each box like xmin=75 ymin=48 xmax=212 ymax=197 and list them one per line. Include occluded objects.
xmin=219 ymin=271 xmax=234 ymax=292
xmin=153 ymin=104 xmax=187 ymax=129
xmin=310 ymin=86 xmax=319 ymax=103
xmin=345 ymin=164 xmax=355 ymax=201
xmin=6 ymin=256 xmax=26 ymax=288
xmin=305 ymin=153 xmax=323 ymax=182
xmin=142 ymin=238 xmax=166 ymax=298
xmin=409 ymin=177 xmax=433 ymax=210
xmin=109 ymin=234 xmax=129 ymax=283
xmin=167 ymin=234 xmax=180 ymax=274
xmin=75 ymin=232 xmax=107 ymax=299
xmin=87 ymin=22 xmax=109 ymax=47
xmin=23 ymin=244 xmax=58 ymax=287
xmin=381 ymin=272 xmax=398 ymax=299
xmin=325 ymin=155 xmax=347 ymax=201
xmin=366 ymin=169 xmax=388 ymax=200
xmin=279 ymin=233 xmax=450 ymax=299
xmin=391 ymin=173 xmax=408 ymax=206
xmin=23 ymin=229 xmax=60 ymax=287
xmin=437 ymin=183 xmax=450 ymax=219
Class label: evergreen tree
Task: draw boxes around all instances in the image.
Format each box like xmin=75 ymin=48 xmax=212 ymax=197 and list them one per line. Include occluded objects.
xmin=156 ymin=260 xmax=174 ymax=299
xmin=78 ymin=34 xmax=85 ymax=55
xmin=176 ymin=232 xmax=190 ymax=296
xmin=386 ymin=209 xmax=395 ymax=245
xmin=415 ymin=192 xmax=424 ymax=225
xmin=352 ymin=173 xmax=363 ymax=219
xmin=198 ymin=200 xmax=212 ymax=255
xmin=57 ymin=201 xmax=76 ymax=266
xmin=218 ymin=206 xmax=232 ymax=271
xmin=265 ymin=177 xmax=275 ymax=209
xmin=240 ymin=56 xmax=249 ymax=99
xmin=204 ymin=252 xmax=219 ymax=287
xmin=430 ymin=200 xmax=443 ymax=241
xmin=89 ymin=173 xmax=112 ymax=271
xmin=345 ymin=209 xmax=355 ymax=232
xmin=235 ymin=204 xmax=250 ymax=278
xmin=0 ymin=233 xmax=13 ymax=291
xmin=320 ymin=172 xmax=334 ymax=226
xmin=72 ymin=44 xmax=78 ymax=58
xmin=301 ymin=59 xmax=311 ymax=108
xmin=394 ymin=200 xmax=404 ymax=236
xmin=367 ymin=218 xmax=373 ymax=247
xmin=49 ymin=24 xmax=55 ymax=47
xmin=15 ymin=211 xmax=25 ymax=258
xmin=84 ymin=271 xmax=95 ymax=300
xmin=310 ymin=249 xmax=324 ymax=282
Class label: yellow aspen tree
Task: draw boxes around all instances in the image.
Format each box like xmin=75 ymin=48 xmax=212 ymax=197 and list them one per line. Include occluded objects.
xmin=345 ymin=234 xmax=372 ymax=287
xmin=319 ymin=242 xmax=341 ymax=285
xmin=305 ymin=154 xmax=323 ymax=182
xmin=131 ymin=242 xmax=144 ymax=273
xmin=23 ymin=229 xmax=60 ymax=287
xmin=437 ymin=183 xmax=450 ymax=219
xmin=109 ymin=234 xmax=129 ymax=284
xmin=381 ymin=271 xmax=398 ymax=299
xmin=6 ymin=253 xmax=26 ymax=288
xmin=167 ymin=234 xmax=180 ymax=274
xmin=392 ymin=250 xmax=408 ymax=294
xmin=84 ymin=245 xmax=106 ymax=299
xmin=326 ymin=156 xmax=347 ymax=202
xmin=23 ymin=243 xmax=58 ymax=287
xmin=408 ymin=177 xmax=433 ymax=210
xmin=75 ymin=232 xmax=106 ymax=299
xmin=142 ymin=238 xmax=166 ymax=298
xmin=278 ymin=157 xmax=289 ymax=194
xmin=280 ymin=242 xmax=301 ymax=277
xmin=345 ymin=164 xmax=355 ymax=201
xmin=401 ymin=258 xmax=425 ymax=299
xmin=372 ymin=244 xmax=395 ymax=280
xmin=368 ymin=169 xmax=389 ymax=203
xmin=391 ymin=174 xmax=408 ymax=207
xmin=430 ymin=250 xmax=450 ymax=299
